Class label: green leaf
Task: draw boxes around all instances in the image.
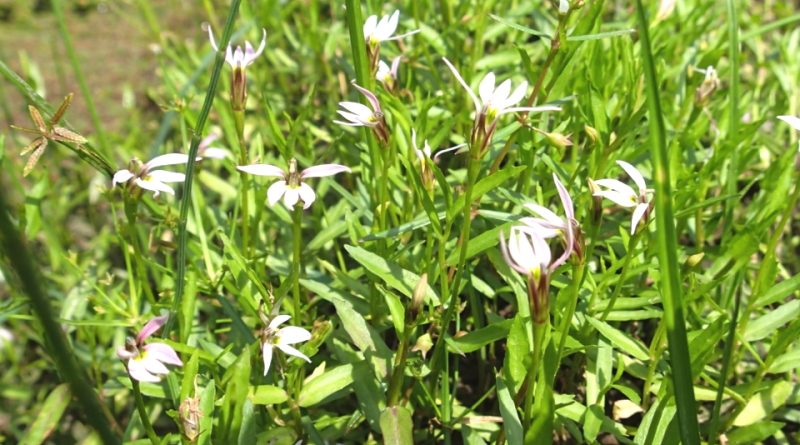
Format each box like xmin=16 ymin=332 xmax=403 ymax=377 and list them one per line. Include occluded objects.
xmin=727 ymin=421 xmax=784 ymax=445
xmin=298 ymin=364 xmax=355 ymax=407
xmin=380 ymin=406 xmax=413 ymax=445
xmin=446 ymin=319 xmax=512 ymax=354
xmin=755 ymin=273 xmax=800 ymax=307
xmin=733 ymin=381 xmax=794 ymax=426
xmin=249 ymin=385 xmax=289 ymax=405
xmin=497 ymin=376 xmax=523 ymax=445
xmin=219 ymin=348 xmax=251 ymax=444
xmin=344 ymin=245 xmax=440 ymax=305
xmin=20 ymin=384 xmax=71 ymax=445
xmin=586 ymin=317 xmax=649 ymax=361
xmin=198 ymin=380 xmax=216 ymax=445
xmin=503 ymin=314 xmax=529 ymax=392
xmin=744 ymin=299 xmax=800 ymax=341
xmin=450 ymin=165 xmax=525 ymax=220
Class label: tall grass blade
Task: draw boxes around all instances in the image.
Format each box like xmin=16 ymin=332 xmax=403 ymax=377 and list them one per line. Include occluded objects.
xmin=634 ymin=1 xmax=701 ymax=443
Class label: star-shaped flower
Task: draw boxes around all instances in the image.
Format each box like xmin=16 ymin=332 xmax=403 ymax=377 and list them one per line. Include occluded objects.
xmin=208 ymin=27 xmax=267 ymax=69
xmin=112 ymin=153 xmax=191 ymax=197
xmin=260 ymin=315 xmax=312 ymax=376
xmin=116 ymin=315 xmax=183 ymax=383
xmin=593 ymin=160 xmax=653 ymax=235
xmin=237 ymin=158 xmax=350 ymax=209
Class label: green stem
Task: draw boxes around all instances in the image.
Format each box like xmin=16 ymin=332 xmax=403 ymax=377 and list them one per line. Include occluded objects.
xmin=722 ymin=0 xmax=740 ymax=239
xmin=292 ymin=205 xmax=303 ymax=319
xmin=235 ymin=111 xmax=251 ymax=257
xmin=429 ymin=149 xmax=481 ymax=378
xmin=600 ymin=229 xmax=642 ymax=321
xmin=163 ymin=0 xmax=243 ymax=338
xmin=131 ymin=377 xmax=159 ymax=445
xmin=51 ymin=0 xmax=110 ymax=158
xmin=0 ymin=183 xmax=119 ymax=443
xmin=124 ymin=196 xmax=155 ymax=307
xmin=523 ymin=317 xmax=548 ymax=428
xmin=635 ymin=2 xmax=700 ymax=443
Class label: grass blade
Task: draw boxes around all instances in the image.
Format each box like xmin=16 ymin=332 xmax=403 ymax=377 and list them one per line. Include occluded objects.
xmin=634 ymin=1 xmax=701 ymax=443
xmin=163 ymin=0 xmax=243 ymax=337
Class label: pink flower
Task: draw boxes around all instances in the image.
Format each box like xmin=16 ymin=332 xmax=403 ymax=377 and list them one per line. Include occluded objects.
xmin=117 ymin=315 xmax=183 ymax=383
xmin=237 ymin=158 xmax=350 ymax=209
xmin=208 ymin=27 xmax=267 ymax=69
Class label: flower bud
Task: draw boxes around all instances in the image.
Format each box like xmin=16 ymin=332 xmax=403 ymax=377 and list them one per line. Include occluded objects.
xmin=587 ymin=178 xmax=603 ymax=226
xmin=695 ymin=66 xmax=719 ymax=107
xmin=411 ymin=333 xmax=433 ymax=359
xmin=545 ymin=131 xmax=573 ymax=150
xmin=231 ymin=67 xmax=247 ymax=112
xmin=179 ymin=392 xmax=202 ymax=442
xmin=408 ymin=273 xmax=428 ymax=321
xmin=584 ymin=125 xmax=600 ymax=144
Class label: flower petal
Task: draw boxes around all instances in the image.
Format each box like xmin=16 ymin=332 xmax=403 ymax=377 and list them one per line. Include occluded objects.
xmin=523 ymin=203 xmax=562 ymax=226
xmin=301 ymin=164 xmax=351 ymax=178
xmin=478 ymin=72 xmax=496 ymax=105
xmin=491 ymin=79 xmax=512 ymax=107
xmin=275 ymin=344 xmax=311 ymax=363
xmin=338 ymin=102 xmax=373 ymax=118
xmin=442 ymin=58 xmax=481 ymax=115
xmin=267 ymin=181 xmax=288 ymax=206
xmin=127 ymin=358 xmax=160 ymax=383
xmin=277 ymin=326 xmax=312 ymax=345
xmin=363 ymin=14 xmax=377 ymax=39
xmin=500 ymin=105 xmax=562 ymax=115
xmin=352 ymin=83 xmax=382 ymax=113
xmin=146 ymin=153 xmax=190 ymax=169
xmin=298 ymin=183 xmax=316 ymax=209
xmin=237 ymin=164 xmax=286 ymax=177
xmin=617 ymin=160 xmax=647 ymax=194
xmin=112 ymin=169 xmax=134 ymax=186
xmin=136 ymin=314 xmax=168 ymax=343
xmin=134 ymin=178 xmax=175 ymax=196
xmin=283 ymin=187 xmax=300 ymax=208
xmin=778 ymin=115 xmax=800 ymax=132
xmin=148 ymin=170 xmax=186 ymax=183
xmin=631 ymin=203 xmax=649 ymax=235
xmin=553 ymin=173 xmax=575 ymax=222
xmin=243 ymin=29 xmax=267 ymax=66
xmin=505 ymin=81 xmax=528 ymax=109
xmin=593 ymin=179 xmax=638 ymax=200
xmin=207 ymin=26 xmax=219 ymax=51
xmin=141 ymin=355 xmax=170 ymax=375
xmin=269 ymin=314 xmax=291 ymax=330
xmin=262 ymin=343 xmax=274 ymax=376
xmin=144 ymin=342 xmax=183 ymax=366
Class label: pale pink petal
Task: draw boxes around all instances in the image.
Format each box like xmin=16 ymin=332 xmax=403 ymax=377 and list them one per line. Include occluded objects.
xmin=243 ymin=29 xmax=267 ymax=66
xmin=283 ymin=187 xmax=300 ymax=208
xmin=269 ymin=314 xmax=291 ymax=330
xmin=433 ymin=144 xmax=467 ymax=161
xmin=298 ymin=183 xmax=316 ymax=209
xmin=442 ymin=58 xmax=481 ymax=114
xmin=593 ymin=179 xmax=638 ymax=200
xmin=262 ymin=343 xmax=274 ymax=376
xmin=136 ymin=314 xmax=168 ymax=343
xmin=383 ymin=29 xmax=420 ymax=41
xmin=148 ymin=170 xmax=186 ymax=183
xmin=333 ymin=118 xmax=367 ymax=127
xmin=499 ymin=231 xmax=529 ymax=274
xmin=232 ymin=46 xmax=245 ymax=67
xmin=146 ymin=153 xmax=190 ymax=169
xmin=338 ymin=101 xmax=373 ymax=117
xmin=301 ymin=164 xmax=351 ymax=178
xmin=631 ymin=203 xmax=649 ymax=235
xmin=381 ymin=10 xmax=400 ymax=40
xmin=200 ymin=147 xmax=229 ymax=159
xmin=553 ymin=173 xmax=575 ymax=222
xmin=519 ymin=217 xmax=561 ymax=238
xmin=127 ymin=358 xmax=160 ymax=383
xmin=207 ymin=26 xmax=219 ymax=51
xmin=478 ymin=72 xmax=496 ymax=105
xmin=267 ymin=181 xmax=288 ymax=206
xmin=198 ymin=132 xmax=219 ymax=150
xmin=225 ymin=45 xmax=234 ymax=66
xmin=117 ymin=347 xmax=136 ymax=360
xmin=141 ymin=355 xmax=170 ymax=375
xmin=277 ymin=326 xmax=312 ymax=345
xmin=523 ymin=203 xmax=562 ymax=226
xmin=617 ymin=160 xmax=647 ymax=194
xmin=144 ymin=342 xmax=183 ymax=366
xmin=352 ymin=83 xmax=382 ymax=113
xmin=112 ymin=169 xmax=134 ymax=186
xmin=275 ymin=344 xmax=311 ymax=363
xmin=237 ymin=164 xmax=286 ymax=177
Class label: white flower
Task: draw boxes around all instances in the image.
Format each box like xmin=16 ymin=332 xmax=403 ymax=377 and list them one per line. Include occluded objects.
xmin=593 ymin=160 xmax=652 ymax=235
xmin=334 ymin=83 xmax=383 ymax=128
xmin=558 ymin=0 xmax=570 ymax=14
xmin=112 ymin=153 xmax=191 ymax=197
xmin=0 ymin=326 xmax=12 ymax=348
xmin=377 ymin=57 xmax=401 ymax=88
xmin=237 ymin=159 xmax=350 ymax=209
xmin=442 ymin=57 xmax=561 ymax=122
xmin=260 ymin=315 xmax=312 ymax=376
xmin=520 ymin=174 xmax=578 ymax=268
xmin=208 ymin=27 xmax=267 ymax=69
xmin=363 ymin=10 xmax=419 ymax=46
xmin=116 ymin=315 xmax=183 ymax=383
xmin=500 ymin=225 xmax=552 ymax=279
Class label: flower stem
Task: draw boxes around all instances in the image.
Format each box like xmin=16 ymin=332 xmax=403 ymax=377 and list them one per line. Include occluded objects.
xmin=600 ymin=229 xmax=643 ymax=321
xmin=123 ymin=196 xmax=155 ymax=307
xmin=235 ymin=110 xmax=252 ymax=257
xmin=163 ymin=0 xmax=243 ymax=338
xmin=131 ymin=377 xmax=159 ymax=445
xmin=292 ymin=205 xmax=303 ymax=319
